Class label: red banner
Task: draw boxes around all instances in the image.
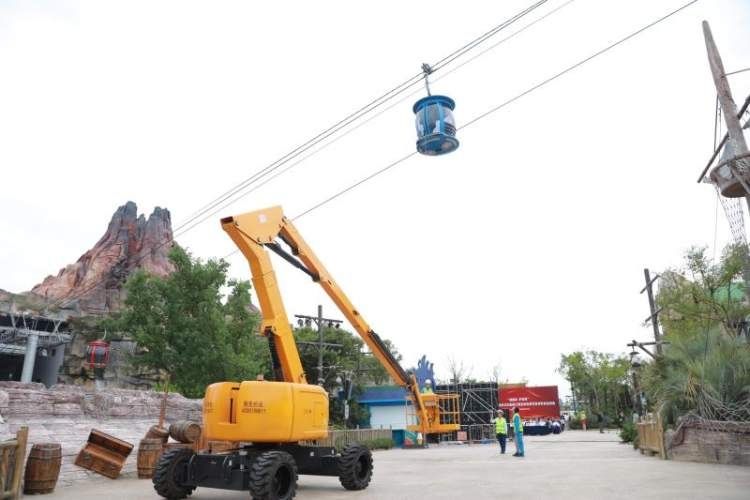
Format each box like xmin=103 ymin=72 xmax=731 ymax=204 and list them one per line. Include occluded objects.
xmin=498 ymin=386 xmax=560 ymax=419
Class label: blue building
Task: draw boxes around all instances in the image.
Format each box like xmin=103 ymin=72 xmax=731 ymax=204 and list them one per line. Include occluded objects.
xmin=358 ymin=385 xmax=409 ymax=430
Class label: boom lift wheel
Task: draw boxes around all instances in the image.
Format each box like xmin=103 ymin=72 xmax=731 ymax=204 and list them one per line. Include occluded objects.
xmin=153 ymin=447 xmax=197 ymax=500
xmin=337 ymin=443 xmax=373 ymax=490
xmin=249 ymin=450 xmax=298 ymax=500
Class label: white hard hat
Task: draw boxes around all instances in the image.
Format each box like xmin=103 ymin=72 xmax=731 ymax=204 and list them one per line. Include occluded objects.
xmin=425 ymin=379 xmax=432 ymax=385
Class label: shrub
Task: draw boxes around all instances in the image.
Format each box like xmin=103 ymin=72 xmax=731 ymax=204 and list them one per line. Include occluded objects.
xmin=335 ymin=438 xmax=393 ymax=453
xmin=619 ymin=421 xmax=637 ymax=443
xmin=567 ymin=416 xmax=582 ymax=430
xmin=362 ymin=438 xmax=394 ymax=450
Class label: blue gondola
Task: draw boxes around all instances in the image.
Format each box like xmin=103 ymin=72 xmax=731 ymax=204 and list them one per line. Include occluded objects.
xmin=413 ymin=64 xmax=459 ymax=156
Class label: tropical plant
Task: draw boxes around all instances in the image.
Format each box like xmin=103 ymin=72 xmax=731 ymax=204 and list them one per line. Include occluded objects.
xmin=642 ymin=244 xmax=750 ymax=424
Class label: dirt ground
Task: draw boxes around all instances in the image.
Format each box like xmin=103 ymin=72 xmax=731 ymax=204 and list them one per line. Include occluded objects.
xmin=51 ymin=430 xmax=750 ymax=500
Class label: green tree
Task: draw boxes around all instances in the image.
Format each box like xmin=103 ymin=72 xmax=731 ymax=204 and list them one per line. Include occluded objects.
xmin=293 ymin=324 xmax=400 ymax=426
xmin=109 ymin=247 xmax=269 ymax=397
xmin=657 ymin=245 xmax=750 ymax=340
xmin=641 ymin=244 xmax=750 ymax=423
xmin=558 ymin=350 xmax=632 ymax=420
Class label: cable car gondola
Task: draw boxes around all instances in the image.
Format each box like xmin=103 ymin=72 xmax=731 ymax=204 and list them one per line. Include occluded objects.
xmin=413 ymin=63 xmax=459 ymax=156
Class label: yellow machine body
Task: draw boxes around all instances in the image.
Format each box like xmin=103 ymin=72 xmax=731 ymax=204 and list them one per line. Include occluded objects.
xmin=203 ymin=381 xmax=329 ymax=442
xmin=207 ymin=205 xmax=459 ymax=443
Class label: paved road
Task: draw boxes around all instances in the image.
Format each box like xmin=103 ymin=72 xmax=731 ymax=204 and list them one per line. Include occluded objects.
xmin=51 ymin=430 xmax=750 ymax=499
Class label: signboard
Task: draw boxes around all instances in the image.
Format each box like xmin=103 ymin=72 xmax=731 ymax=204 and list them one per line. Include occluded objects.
xmin=498 ymin=386 xmax=560 ymax=419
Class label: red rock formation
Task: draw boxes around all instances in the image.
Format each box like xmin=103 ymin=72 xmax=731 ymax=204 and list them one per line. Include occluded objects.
xmin=31 ymin=202 xmax=175 ymax=313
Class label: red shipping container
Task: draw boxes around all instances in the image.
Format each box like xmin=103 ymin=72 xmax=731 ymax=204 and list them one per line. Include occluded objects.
xmin=498 ymin=386 xmax=560 ymax=419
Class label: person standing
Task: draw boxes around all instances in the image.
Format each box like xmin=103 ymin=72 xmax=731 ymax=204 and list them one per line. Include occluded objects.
xmin=492 ymin=409 xmax=508 ymax=454
xmin=512 ymin=407 xmax=525 ymax=457
xmin=580 ymin=410 xmax=587 ymax=431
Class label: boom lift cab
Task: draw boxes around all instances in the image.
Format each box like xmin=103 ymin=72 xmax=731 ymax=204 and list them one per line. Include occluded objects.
xmin=153 ymin=206 xmax=459 ymax=500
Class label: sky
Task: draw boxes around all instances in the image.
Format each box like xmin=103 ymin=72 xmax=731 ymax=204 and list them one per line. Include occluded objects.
xmin=1 ymin=0 xmax=750 ymax=393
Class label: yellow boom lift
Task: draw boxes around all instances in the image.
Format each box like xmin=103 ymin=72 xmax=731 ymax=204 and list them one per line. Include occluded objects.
xmin=153 ymin=206 xmax=459 ymax=500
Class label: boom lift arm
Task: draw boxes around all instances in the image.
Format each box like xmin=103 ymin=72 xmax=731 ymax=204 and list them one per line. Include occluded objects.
xmin=221 ymin=206 xmax=456 ymax=435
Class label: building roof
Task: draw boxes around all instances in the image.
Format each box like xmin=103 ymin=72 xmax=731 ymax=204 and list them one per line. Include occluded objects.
xmin=358 ymin=385 xmax=408 ymax=405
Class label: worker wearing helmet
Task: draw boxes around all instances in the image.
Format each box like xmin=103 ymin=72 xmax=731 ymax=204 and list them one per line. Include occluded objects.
xmin=493 ymin=409 xmax=508 ymax=454
xmin=421 ymin=379 xmax=434 ymax=394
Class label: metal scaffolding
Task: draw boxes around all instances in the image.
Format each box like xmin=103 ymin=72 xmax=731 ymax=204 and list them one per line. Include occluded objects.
xmin=436 ymin=382 xmax=499 ymax=425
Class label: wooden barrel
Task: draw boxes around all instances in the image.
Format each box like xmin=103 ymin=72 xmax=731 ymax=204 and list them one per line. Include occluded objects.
xmin=163 ymin=442 xmax=194 ymax=452
xmin=169 ymin=421 xmax=201 ymax=444
xmin=137 ymin=439 xmax=163 ymax=479
xmin=24 ymin=443 xmax=62 ymax=494
xmin=208 ymin=441 xmax=237 ymax=453
xmin=145 ymin=425 xmax=169 ymax=443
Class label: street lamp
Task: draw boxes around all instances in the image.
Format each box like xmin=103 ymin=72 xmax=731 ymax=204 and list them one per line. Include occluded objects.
xmin=629 ymin=348 xmax=644 ymax=417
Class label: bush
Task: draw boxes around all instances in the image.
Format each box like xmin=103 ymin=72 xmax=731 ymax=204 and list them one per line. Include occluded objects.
xmin=362 ymin=438 xmax=394 ymax=450
xmin=567 ymin=417 xmax=583 ymax=430
xmin=619 ymin=421 xmax=637 ymax=443
xmin=335 ymin=438 xmax=393 ymax=453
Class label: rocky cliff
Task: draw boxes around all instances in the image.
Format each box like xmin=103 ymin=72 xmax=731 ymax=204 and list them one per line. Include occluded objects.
xmin=31 ymin=202 xmax=174 ymax=313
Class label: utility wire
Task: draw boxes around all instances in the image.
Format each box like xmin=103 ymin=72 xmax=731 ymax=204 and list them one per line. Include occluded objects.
xmin=172 ymin=0 xmax=573 ymax=240
xmin=289 ymin=0 xmax=699 ymax=222
xmin=172 ymin=0 xmax=551 ymax=235
xmin=49 ymin=0 xmax=554 ymax=309
xmin=725 ymin=67 xmax=750 ymax=77
xmin=219 ymin=1 xmax=577 ymax=259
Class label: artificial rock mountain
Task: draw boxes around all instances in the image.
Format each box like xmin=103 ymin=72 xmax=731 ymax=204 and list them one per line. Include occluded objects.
xmin=32 ymin=202 xmax=175 ymax=313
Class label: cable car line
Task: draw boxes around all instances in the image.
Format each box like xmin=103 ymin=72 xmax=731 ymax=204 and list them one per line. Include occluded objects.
xmin=288 ymin=0 xmax=699 ymax=221
xmin=171 ymin=0 xmax=552 ymax=235
xmin=49 ymin=1 xmax=556 ymax=310
xmin=430 ymin=0 xmax=549 ymax=73
xmin=169 ymin=0 xmax=564 ymax=237
xmin=172 ymin=1 xmax=573 ymax=241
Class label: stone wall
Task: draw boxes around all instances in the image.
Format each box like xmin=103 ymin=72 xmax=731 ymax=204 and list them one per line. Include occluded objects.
xmin=0 ymin=381 xmax=202 ymax=487
xmin=666 ymin=419 xmax=750 ymax=466
xmin=58 ymin=334 xmax=164 ymax=390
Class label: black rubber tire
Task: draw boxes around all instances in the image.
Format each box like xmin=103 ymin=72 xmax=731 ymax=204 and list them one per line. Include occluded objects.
xmin=249 ymin=450 xmax=298 ymax=500
xmin=153 ymin=447 xmax=196 ymax=500
xmin=338 ymin=443 xmax=373 ymax=491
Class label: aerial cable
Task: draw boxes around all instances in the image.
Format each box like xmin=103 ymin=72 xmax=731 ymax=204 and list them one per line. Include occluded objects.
xmin=175 ymin=0 xmax=573 ymax=237
xmin=430 ymin=0 xmax=549 ymax=72
xmin=50 ymin=1 xmax=555 ymax=309
xmin=289 ymin=0 xmax=699 ymax=222
xmin=171 ymin=0 xmax=551 ymax=234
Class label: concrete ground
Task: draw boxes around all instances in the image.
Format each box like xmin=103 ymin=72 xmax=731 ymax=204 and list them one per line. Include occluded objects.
xmin=51 ymin=430 xmax=750 ymax=500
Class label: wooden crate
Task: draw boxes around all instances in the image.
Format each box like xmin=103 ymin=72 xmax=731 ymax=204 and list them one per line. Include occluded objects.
xmin=75 ymin=429 xmax=133 ymax=479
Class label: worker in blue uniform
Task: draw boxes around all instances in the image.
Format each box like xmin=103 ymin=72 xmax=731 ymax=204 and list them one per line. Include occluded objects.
xmin=512 ymin=407 xmax=525 ymax=457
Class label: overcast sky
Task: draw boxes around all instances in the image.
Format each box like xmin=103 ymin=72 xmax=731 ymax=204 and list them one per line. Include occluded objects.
xmin=2 ymin=0 xmax=749 ymax=391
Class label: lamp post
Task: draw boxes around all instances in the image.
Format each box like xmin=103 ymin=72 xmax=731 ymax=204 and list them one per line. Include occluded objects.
xmin=629 ymin=349 xmax=644 ymax=417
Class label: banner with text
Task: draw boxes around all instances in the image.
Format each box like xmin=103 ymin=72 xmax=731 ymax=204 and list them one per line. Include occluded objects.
xmin=499 ymin=386 xmax=560 ymax=419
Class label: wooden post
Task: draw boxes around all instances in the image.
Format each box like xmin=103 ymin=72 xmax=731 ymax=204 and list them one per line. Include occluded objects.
xmin=703 ymin=21 xmax=750 ymax=195
xmin=656 ymin=411 xmax=666 ymax=459
xmin=158 ymin=374 xmax=170 ymax=429
xmin=643 ymin=269 xmax=663 ymax=355
xmin=10 ymin=426 xmax=28 ymax=500
xmin=704 ymin=20 xmax=750 ymax=300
